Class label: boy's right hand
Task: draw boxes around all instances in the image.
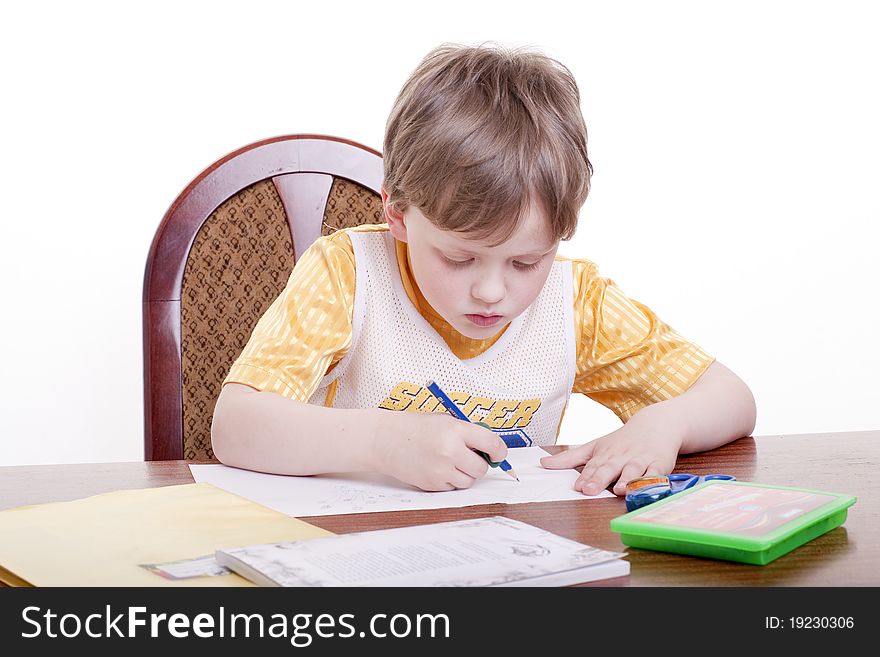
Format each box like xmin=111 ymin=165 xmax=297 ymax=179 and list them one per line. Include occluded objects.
xmin=371 ymin=411 xmax=509 ymax=491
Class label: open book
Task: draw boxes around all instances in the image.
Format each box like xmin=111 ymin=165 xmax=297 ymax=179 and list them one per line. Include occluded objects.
xmin=216 ymin=516 xmax=629 ymax=587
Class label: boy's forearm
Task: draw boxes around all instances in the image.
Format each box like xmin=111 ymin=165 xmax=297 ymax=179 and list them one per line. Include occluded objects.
xmin=627 ymin=361 xmax=757 ymax=455
xmin=211 ymin=383 xmax=385 ymax=475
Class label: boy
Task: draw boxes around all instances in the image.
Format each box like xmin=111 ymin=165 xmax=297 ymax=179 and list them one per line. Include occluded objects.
xmin=212 ymin=44 xmax=756 ymax=496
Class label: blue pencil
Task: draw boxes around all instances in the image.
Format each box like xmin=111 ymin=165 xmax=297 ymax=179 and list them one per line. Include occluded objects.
xmin=426 ymin=380 xmax=520 ymax=482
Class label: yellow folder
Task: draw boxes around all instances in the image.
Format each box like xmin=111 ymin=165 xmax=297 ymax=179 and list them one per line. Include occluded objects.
xmin=0 ymin=482 xmax=332 ymax=587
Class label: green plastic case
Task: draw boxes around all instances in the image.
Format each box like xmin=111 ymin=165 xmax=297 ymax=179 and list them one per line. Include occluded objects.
xmin=610 ymin=480 xmax=856 ymax=565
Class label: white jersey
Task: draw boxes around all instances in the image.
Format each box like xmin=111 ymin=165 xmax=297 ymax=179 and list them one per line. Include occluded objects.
xmin=309 ymin=231 xmax=576 ymax=446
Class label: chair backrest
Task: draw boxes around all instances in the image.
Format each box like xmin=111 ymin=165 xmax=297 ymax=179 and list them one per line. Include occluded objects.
xmin=143 ymin=135 xmax=384 ymax=460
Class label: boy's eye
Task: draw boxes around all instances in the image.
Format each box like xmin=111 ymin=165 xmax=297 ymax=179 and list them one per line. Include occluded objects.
xmin=442 ymin=256 xmax=473 ymax=268
xmin=513 ymin=260 xmax=541 ymax=272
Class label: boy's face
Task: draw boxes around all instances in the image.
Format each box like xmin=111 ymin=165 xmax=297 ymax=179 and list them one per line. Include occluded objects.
xmin=384 ymin=192 xmax=560 ymax=340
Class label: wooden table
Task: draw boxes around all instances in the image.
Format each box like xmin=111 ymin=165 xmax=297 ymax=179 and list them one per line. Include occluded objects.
xmin=1 ymin=431 xmax=876 ymax=586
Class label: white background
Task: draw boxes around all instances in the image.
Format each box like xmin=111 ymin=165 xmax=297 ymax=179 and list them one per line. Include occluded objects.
xmin=1 ymin=1 xmax=877 ymax=466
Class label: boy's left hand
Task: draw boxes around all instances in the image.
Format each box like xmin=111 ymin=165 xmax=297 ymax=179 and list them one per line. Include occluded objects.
xmin=540 ymin=423 xmax=682 ymax=496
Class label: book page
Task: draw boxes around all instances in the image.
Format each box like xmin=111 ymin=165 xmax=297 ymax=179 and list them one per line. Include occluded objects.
xmin=216 ymin=516 xmax=626 ymax=586
xmin=192 ymin=447 xmax=611 ymax=517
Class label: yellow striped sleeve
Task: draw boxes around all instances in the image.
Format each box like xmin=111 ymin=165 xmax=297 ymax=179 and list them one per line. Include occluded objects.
xmin=569 ymin=259 xmax=715 ymax=422
xmin=223 ymin=228 xmax=363 ymax=401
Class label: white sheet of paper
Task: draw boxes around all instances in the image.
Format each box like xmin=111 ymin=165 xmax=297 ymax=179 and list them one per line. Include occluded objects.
xmin=190 ymin=447 xmax=611 ymax=517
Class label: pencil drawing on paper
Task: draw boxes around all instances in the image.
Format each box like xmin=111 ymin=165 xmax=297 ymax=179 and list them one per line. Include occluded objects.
xmin=317 ymin=485 xmax=426 ymax=512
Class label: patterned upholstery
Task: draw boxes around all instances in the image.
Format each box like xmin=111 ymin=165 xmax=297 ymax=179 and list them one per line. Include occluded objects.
xmin=323 ymin=176 xmax=385 ymax=235
xmin=179 ymin=177 xmax=383 ymax=460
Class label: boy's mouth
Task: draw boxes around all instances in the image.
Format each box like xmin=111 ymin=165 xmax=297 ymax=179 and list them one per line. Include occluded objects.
xmin=465 ymin=314 xmax=504 ymax=328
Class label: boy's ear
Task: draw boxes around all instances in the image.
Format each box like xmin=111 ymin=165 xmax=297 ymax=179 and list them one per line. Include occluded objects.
xmin=382 ymin=187 xmax=408 ymax=243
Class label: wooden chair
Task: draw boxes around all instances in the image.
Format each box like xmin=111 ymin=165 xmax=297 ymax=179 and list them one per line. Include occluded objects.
xmin=143 ymin=135 xmax=384 ymax=460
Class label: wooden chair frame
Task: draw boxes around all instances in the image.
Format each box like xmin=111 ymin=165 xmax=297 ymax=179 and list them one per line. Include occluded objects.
xmin=143 ymin=135 xmax=382 ymax=460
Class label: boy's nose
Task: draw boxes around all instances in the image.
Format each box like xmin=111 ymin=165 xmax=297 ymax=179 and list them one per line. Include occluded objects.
xmin=471 ymin=274 xmax=505 ymax=305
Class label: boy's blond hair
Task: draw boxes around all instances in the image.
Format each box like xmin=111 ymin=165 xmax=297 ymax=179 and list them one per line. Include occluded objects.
xmin=383 ymin=43 xmax=592 ymax=243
